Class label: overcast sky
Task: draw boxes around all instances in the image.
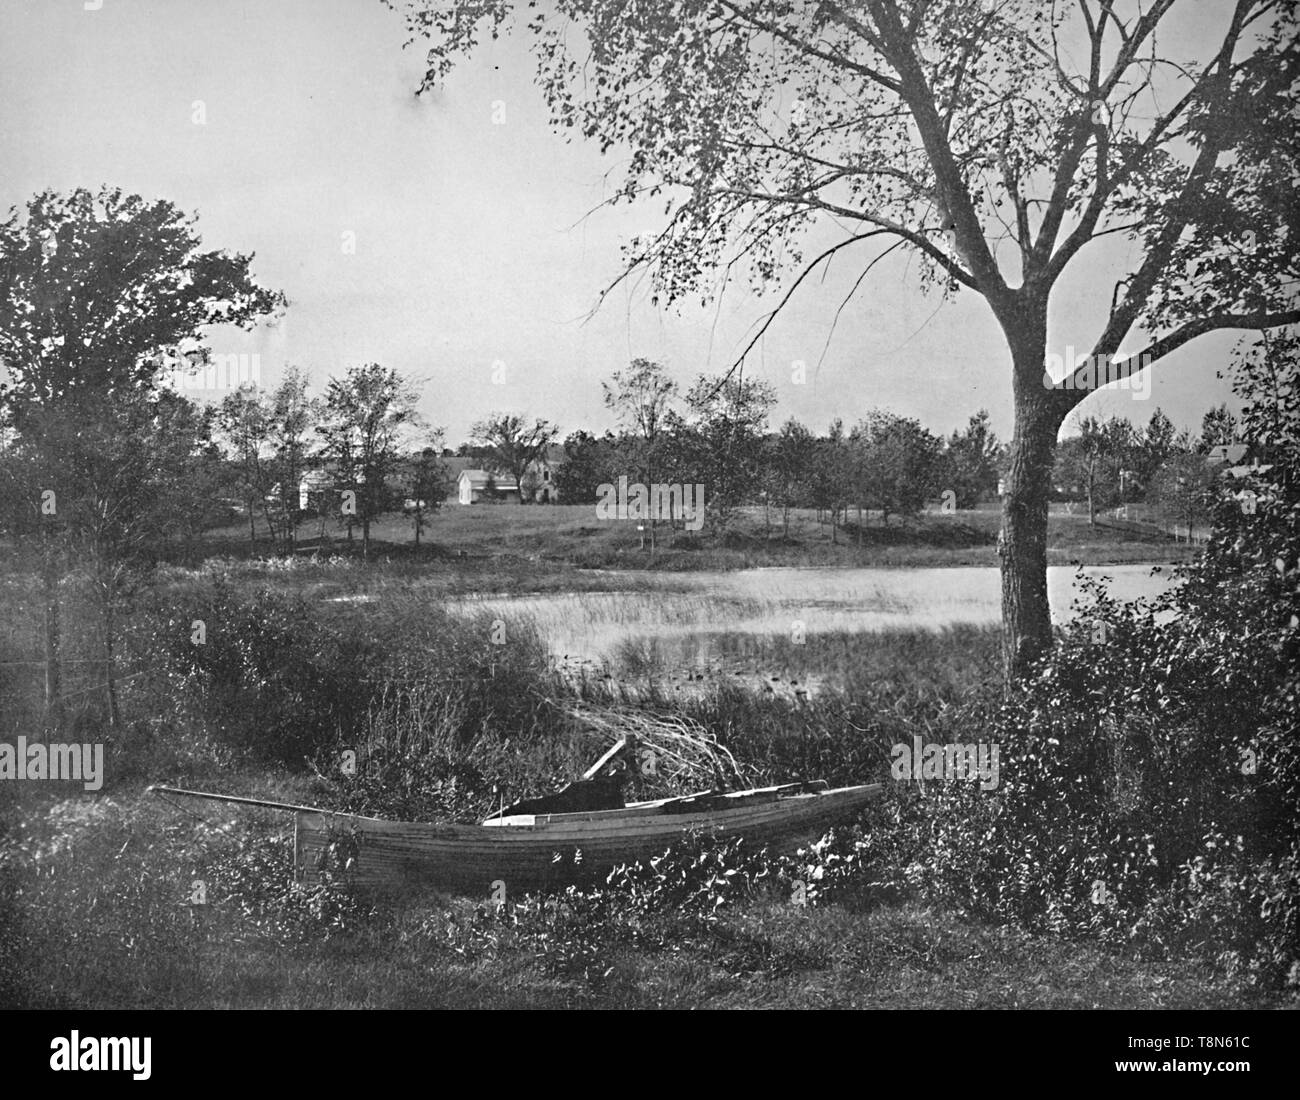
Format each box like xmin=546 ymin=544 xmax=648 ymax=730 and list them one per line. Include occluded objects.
xmin=1 ymin=0 xmax=1247 ymax=446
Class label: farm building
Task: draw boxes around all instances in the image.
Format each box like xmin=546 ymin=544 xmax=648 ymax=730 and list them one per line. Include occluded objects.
xmin=456 ymin=469 xmax=520 ymax=504
xmin=454 ymin=448 xmax=563 ymax=504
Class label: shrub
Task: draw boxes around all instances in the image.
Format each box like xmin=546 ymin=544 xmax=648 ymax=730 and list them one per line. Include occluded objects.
xmin=133 ymin=579 xmax=558 ymax=772
xmin=884 ymin=338 xmax=1300 ymax=988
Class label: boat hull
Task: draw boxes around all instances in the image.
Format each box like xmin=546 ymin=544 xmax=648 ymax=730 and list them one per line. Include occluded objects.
xmin=293 ymin=783 xmax=881 ymax=894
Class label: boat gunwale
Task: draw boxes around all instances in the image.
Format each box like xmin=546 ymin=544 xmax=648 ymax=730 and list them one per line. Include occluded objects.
xmin=298 ymin=782 xmax=882 ymax=834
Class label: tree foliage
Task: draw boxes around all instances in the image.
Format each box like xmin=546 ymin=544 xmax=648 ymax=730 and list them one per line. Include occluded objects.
xmin=318 ymin=364 xmax=422 ymax=555
xmin=470 ymin=413 xmax=560 ymax=503
xmin=0 ymin=186 xmax=284 ymax=417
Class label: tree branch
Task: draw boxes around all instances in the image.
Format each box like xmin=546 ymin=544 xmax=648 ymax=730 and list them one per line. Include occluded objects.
xmin=726 ymin=229 xmax=893 ymax=375
xmin=1059 ymin=307 xmax=1300 ymax=411
xmin=1086 ymin=0 xmax=1254 ymax=362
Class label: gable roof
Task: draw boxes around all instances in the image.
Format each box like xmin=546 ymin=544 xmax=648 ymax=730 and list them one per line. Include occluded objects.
xmin=1206 ymin=443 xmax=1251 ymax=465
xmin=457 ymin=468 xmax=519 ymax=490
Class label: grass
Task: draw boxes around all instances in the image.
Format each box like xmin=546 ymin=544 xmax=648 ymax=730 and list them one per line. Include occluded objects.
xmin=193 ymin=502 xmax=1197 ymax=575
xmin=439 ymin=563 xmax=1173 ymax=677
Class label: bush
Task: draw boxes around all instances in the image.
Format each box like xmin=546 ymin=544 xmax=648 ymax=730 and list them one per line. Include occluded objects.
xmin=882 ymin=339 xmax=1300 ymax=989
xmin=132 ymin=579 xmax=559 ymax=772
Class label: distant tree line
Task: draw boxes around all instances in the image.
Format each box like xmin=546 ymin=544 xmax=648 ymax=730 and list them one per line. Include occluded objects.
xmin=0 ymin=186 xmax=1266 ymax=728
xmin=557 ymin=359 xmax=1253 ymax=544
xmin=1053 ymin=403 xmax=1264 ymax=537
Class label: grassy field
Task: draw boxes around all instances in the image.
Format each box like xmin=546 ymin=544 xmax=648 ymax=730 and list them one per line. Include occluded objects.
xmin=199 ymin=502 xmax=1196 ymax=575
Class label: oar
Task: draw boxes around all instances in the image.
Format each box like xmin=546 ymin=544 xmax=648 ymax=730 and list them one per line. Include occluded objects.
xmin=581 ymin=736 xmax=629 ymax=780
xmin=147 ymin=784 xmax=338 ymax=816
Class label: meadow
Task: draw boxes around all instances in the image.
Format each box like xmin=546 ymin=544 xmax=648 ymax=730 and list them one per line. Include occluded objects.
xmin=202 ymin=501 xmax=1199 ymax=574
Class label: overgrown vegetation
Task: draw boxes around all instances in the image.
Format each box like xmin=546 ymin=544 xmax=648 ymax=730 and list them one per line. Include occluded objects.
xmin=2 ymin=342 xmax=1296 ymax=1008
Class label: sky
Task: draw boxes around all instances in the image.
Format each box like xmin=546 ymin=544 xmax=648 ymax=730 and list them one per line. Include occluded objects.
xmin=0 ymin=0 xmax=1251 ymax=447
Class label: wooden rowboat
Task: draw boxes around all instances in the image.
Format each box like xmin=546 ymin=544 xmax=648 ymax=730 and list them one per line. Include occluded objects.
xmin=292 ymin=780 xmax=882 ymax=893
xmin=150 ymin=779 xmax=882 ymax=894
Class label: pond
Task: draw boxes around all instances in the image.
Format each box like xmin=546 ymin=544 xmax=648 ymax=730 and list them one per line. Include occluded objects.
xmin=449 ymin=563 xmax=1179 ymax=670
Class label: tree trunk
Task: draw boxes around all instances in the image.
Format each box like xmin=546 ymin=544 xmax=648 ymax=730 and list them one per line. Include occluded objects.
xmin=42 ymin=525 xmax=62 ymax=730
xmin=1086 ymin=453 xmax=1097 ymax=526
xmin=999 ymin=343 xmax=1063 ymax=681
xmin=102 ymin=590 xmax=121 ymax=732
xmin=260 ymin=500 xmax=278 ymax=548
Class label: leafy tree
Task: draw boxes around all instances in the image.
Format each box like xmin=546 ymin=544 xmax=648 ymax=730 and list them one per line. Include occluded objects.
xmin=1147 ymin=452 xmax=1219 ymax=542
xmin=470 ymin=413 xmax=559 ymax=504
xmin=554 ymin=429 xmax=620 ymax=505
xmin=602 ymin=359 xmax=678 ymax=469
xmin=0 ymin=187 xmax=284 ymax=416
xmin=603 ymin=358 xmax=678 ymax=545
xmin=765 ymin=417 xmax=816 ymax=540
xmin=0 ymin=186 xmax=282 ymax=723
xmin=814 ymin=419 xmax=854 ymax=543
xmin=1235 ymin=329 xmax=1298 ymax=479
xmin=1100 ymin=415 xmax=1140 ymax=505
xmin=68 ymin=391 xmax=218 ymax=725
xmin=392 ymin=1 xmax=1300 ymax=678
xmin=944 ymin=409 xmax=1002 ymax=509
xmin=855 ymin=410 xmax=944 ymax=525
xmin=318 ymin=364 xmax=422 ymax=557
xmin=404 ymin=440 xmax=449 ymax=546
xmin=1055 ymin=414 xmax=1136 ymax=523
xmin=1134 ymin=406 xmax=1179 ymax=488
xmin=1200 ymin=403 xmax=1241 ymax=451
xmin=265 ymin=366 xmax=316 ymax=551
xmin=215 ymin=384 xmax=274 ymax=544
xmin=1 ymin=389 xmax=221 ymax=728
xmin=681 ymin=372 xmax=775 ymax=529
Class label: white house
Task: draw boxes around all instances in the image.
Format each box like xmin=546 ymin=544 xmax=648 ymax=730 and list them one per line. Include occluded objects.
xmin=299 ymin=469 xmax=335 ymax=512
xmin=455 ymin=449 xmax=564 ymax=504
xmin=457 ymin=469 xmax=520 ymax=504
